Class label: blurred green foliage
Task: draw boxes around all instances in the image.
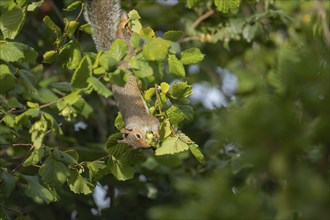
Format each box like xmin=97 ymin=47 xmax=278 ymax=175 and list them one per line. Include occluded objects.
xmin=0 ymin=0 xmax=329 ymax=220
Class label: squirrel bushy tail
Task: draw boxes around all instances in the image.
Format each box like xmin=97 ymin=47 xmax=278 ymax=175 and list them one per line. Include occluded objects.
xmin=84 ymin=0 xmax=160 ymax=148
xmin=84 ymin=0 xmax=125 ymax=51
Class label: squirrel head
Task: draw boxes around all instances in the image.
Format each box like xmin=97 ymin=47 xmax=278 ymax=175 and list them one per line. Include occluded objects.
xmin=118 ymin=127 xmax=159 ymax=149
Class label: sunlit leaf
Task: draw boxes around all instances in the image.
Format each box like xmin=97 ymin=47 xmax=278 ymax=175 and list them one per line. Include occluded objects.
xmin=87 ymin=77 xmax=113 ymax=98
xmin=71 ymin=55 xmax=92 ymax=88
xmin=144 ymin=38 xmax=170 ymax=61
xmin=0 ymin=6 xmax=26 ymax=39
xmin=67 ymin=170 xmax=94 ymax=194
xmin=180 ymin=48 xmax=205 ymax=65
xmin=214 ymin=0 xmax=240 ymax=13
xmin=155 ymin=136 xmax=189 ymax=155
xmin=168 ymin=55 xmax=185 ymax=77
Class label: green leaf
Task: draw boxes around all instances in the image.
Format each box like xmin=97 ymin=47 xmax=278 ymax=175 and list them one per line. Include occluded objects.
xmin=130 ymin=32 xmax=143 ymax=48
xmin=166 ymin=105 xmax=194 ymax=126
xmin=214 ymin=0 xmax=240 ymax=13
xmin=109 ymin=39 xmax=128 ymax=61
xmin=128 ymin=9 xmax=141 ymax=20
xmin=52 ymin=149 xmax=77 ymax=165
xmin=23 ymin=148 xmax=45 ymax=167
xmin=140 ymin=27 xmax=155 ymax=39
xmin=2 ymin=113 xmax=15 ymax=127
xmin=43 ymin=50 xmax=57 ymax=64
xmin=114 ymin=112 xmax=125 ymax=130
xmin=128 ymin=10 xmax=142 ymax=33
xmin=71 ymin=55 xmax=92 ymax=88
xmin=0 ymin=6 xmax=26 ymax=39
xmin=64 ymin=20 xmax=79 ymax=39
xmin=27 ymin=101 xmax=39 ymax=108
xmin=144 ymin=87 xmax=156 ymax=102
xmin=160 ymin=82 xmax=170 ymax=94
xmin=180 ymin=48 xmax=205 ymax=65
xmin=23 ymin=175 xmax=57 ymax=204
xmin=27 ymin=0 xmax=43 ymax=11
xmin=43 ymin=112 xmax=62 ymax=134
xmin=105 ymin=133 xmax=125 ymax=152
xmin=29 ymin=118 xmax=48 ymax=149
xmin=107 ymin=144 xmax=132 ymax=159
xmin=63 ymin=90 xmax=82 ymax=105
xmin=132 ymin=60 xmax=154 ymax=78
xmin=160 ymin=119 xmax=172 ymax=140
xmin=164 ymin=30 xmax=184 ymax=41
xmin=108 ymin=69 xmax=128 ymax=87
xmin=79 ymin=23 xmax=92 ymax=35
xmin=0 ymin=168 xmax=15 ymax=198
xmin=143 ymin=38 xmax=170 ymax=61
xmin=87 ymin=77 xmax=113 ymax=98
xmin=15 ymin=42 xmax=38 ymax=64
xmin=63 ymin=1 xmax=81 ymax=11
xmin=64 ymin=150 xmax=79 ymax=161
xmin=155 ymin=136 xmax=189 ymax=155
xmin=0 ymin=64 xmax=16 ymax=94
xmin=93 ymin=67 xmax=106 ymax=75
xmin=168 ymin=55 xmax=185 ymax=77
xmin=189 ymin=143 xmax=206 ymax=165
xmin=15 ymin=108 xmax=40 ymax=125
xmin=39 ymin=156 xmax=70 ymax=186
xmin=18 ymin=69 xmax=37 ymax=93
xmin=170 ymin=81 xmax=193 ymax=100
xmin=186 ymin=0 xmax=200 ymax=8
xmin=0 ymin=41 xmax=25 ymax=62
xmin=43 ymin=16 xmax=61 ymax=37
xmin=107 ymin=157 xmax=134 ymax=181
xmin=51 ymin=82 xmax=71 ymax=93
xmin=86 ymin=161 xmax=108 ymax=182
xmin=99 ymin=53 xmax=118 ymax=71
xmin=67 ymin=170 xmax=94 ymax=194
xmin=0 ymin=0 xmax=16 ymax=10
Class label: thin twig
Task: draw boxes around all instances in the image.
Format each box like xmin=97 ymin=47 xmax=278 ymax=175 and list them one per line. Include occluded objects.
xmin=10 ymin=146 xmax=34 ymax=174
xmin=192 ymin=9 xmax=215 ymax=29
xmin=179 ymin=36 xmax=200 ymax=43
xmin=75 ymin=2 xmax=85 ymax=22
xmin=39 ymin=100 xmax=58 ymax=109
xmin=12 ymin=143 xmax=33 ymax=147
xmin=0 ymin=203 xmax=22 ymax=215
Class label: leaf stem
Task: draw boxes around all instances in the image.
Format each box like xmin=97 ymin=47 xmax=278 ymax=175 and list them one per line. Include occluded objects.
xmin=10 ymin=146 xmax=34 ymax=174
xmin=154 ymin=84 xmax=163 ymax=114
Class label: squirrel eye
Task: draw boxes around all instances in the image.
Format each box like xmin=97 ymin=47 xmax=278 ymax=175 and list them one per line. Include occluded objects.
xmin=135 ymin=133 xmax=142 ymax=139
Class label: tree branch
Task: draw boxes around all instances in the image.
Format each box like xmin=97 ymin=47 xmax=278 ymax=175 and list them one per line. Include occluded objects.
xmin=193 ymin=9 xmax=215 ymax=29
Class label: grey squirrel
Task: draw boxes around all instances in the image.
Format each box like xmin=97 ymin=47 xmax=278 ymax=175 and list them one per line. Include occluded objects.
xmin=84 ymin=0 xmax=160 ymax=148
